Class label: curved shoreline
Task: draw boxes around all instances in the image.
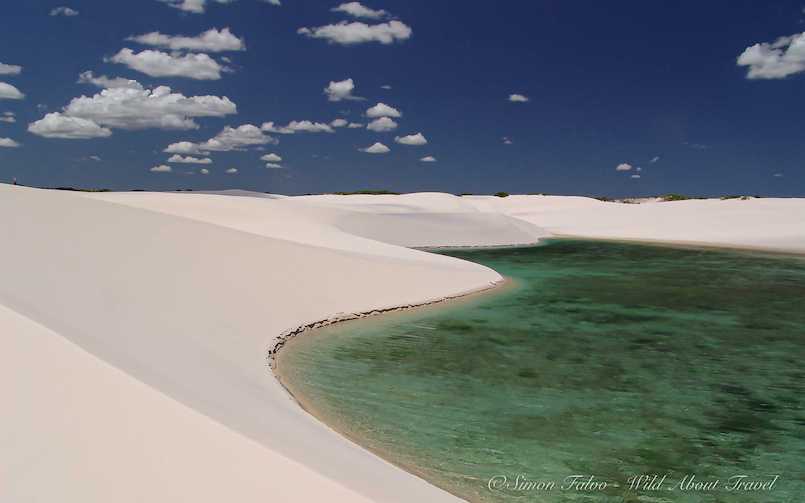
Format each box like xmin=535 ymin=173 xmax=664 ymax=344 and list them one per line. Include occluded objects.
xmin=268 ymin=276 xmax=517 ymax=369
xmin=271 ymin=275 xmax=521 ymax=503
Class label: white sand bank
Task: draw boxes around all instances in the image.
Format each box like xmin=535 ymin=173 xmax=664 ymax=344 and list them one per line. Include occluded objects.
xmin=460 ymin=195 xmax=805 ymax=253
xmin=3 ymin=185 xmax=804 ymax=503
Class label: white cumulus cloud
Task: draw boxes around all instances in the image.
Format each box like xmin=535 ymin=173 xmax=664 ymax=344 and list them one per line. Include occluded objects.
xmin=168 ymin=154 xmax=212 ymax=164
xmin=737 ymin=32 xmax=805 ymax=79
xmin=200 ymin=124 xmax=277 ymax=151
xmin=28 ymin=113 xmax=113 ymax=139
xmin=150 ymin=164 xmax=172 ymax=173
xmin=108 ymin=48 xmax=227 ymax=80
xmin=0 ymin=112 xmax=15 ymax=123
xmin=420 ymin=156 xmax=437 ymax=162
xmin=0 ymin=137 xmax=21 ymax=148
xmin=78 ymin=71 xmax=144 ymax=90
xmin=261 ymin=120 xmax=334 ymax=134
xmin=616 ymin=163 xmax=633 ymax=172
xmin=265 ymin=162 xmax=283 ymax=169
xmin=395 ymin=132 xmax=427 ymax=145
xmin=0 ymin=63 xmax=22 ymax=76
xmin=298 ymin=20 xmax=412 ymax=45
xmin=199 ymin=168 xmax=210 ymax=175
xmin=331 ymin=2 xmax=388 ymax=19
xmin=347 ymin=122 xmax=363 ymax=128
xmin=0 ymin=82 xmax=25 ymax=100
xmin=366 ymin=102 xmax=401 ymax=118
xmin=165 ymin=124 xmax=276 ymax=154
xmin=324 ymin=78 xmax=363 ymax=101
xmin=29 ymin=83 xmax=235 ymax=139
xmin=359 ymin=142 xmax=390 ymax=154
xmin=650 ymin=156 xmax=660 ymax=164
xmin=367 ymin=117 xmax=398 ymax=132
xmin=127 ymin=27 xmax=245 ymax=53
xmin=330 ymin=118 xmax=348 ymax=128
xmin=261 ymin=153 xmax=282 ymax=162
xmin=164 ymin=141 xmax=203 ymax=154
xmin=225 ymin=167 xmax=239 ymax=174
xmin=509 ymin=94 xmax=529 ymax=102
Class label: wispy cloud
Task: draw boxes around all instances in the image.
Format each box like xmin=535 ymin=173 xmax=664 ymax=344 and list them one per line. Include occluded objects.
xmin=331 ymin=2 xmax=388 ymax=20
xmin=262 ymin=120 xmax=335 ymax=134
xmin=50 ymin=6 xmax=79 ymax=17
xmin=298 ymin=21 xmax=412 ymax=45
xmin=127 ymin=28 xmax=245 ymax=53
xmin=0 ymin=63 xmax=22 ymax=76
xmin=168 ymin=154 xmax=213 ymax=164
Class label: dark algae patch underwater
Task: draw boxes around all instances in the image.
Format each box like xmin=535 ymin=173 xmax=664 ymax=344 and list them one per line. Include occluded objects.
xmin=278 ymin=240 xmax=805 ymax=502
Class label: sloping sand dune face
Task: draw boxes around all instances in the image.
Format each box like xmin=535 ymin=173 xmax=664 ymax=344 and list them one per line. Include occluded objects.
xmin=0 ymin=304 xmax=379 ymax=503
xmin=2 ymin=185 xmax=804 ymax=503
xmin=3 ymin=185 xmax=507 ymax=503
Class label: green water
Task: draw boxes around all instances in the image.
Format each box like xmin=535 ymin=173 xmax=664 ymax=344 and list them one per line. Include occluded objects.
xmin=278 ymin=240 xmax=805 ymax=503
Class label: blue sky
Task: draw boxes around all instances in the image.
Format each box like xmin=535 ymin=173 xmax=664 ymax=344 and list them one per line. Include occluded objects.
xmin=1 ymin=0 xmax=804 ymax=196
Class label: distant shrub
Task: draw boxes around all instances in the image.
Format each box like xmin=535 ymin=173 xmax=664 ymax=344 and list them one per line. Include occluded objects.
xmin=662 ymin=193 xmax=691 ymax=202
xmin=494 ymin=192 xmax=510 ymax=198
xmin=595 ymin=196 xmax=613 ymax=202
xmin=334 ymin=189 xmax=400 ymax=195
xmin=458 ymin=192 xmax=474 ymax=196
xmin=51 ymin=186 xmax=111 ymax=193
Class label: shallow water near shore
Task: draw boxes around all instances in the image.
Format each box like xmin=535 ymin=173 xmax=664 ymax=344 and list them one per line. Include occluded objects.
xmin=277 ymin=240 xmax=805 ymax=503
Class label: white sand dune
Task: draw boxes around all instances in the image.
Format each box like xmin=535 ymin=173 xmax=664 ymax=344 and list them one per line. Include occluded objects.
xmin=2 ymin=184 xmax=804 ymax=503
xmin=460 ymin=195 xmax=805 ymax=253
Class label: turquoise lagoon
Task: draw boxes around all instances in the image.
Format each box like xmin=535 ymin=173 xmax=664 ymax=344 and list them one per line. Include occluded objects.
xmin=277 ymin=240 xmax=805 ymax=503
